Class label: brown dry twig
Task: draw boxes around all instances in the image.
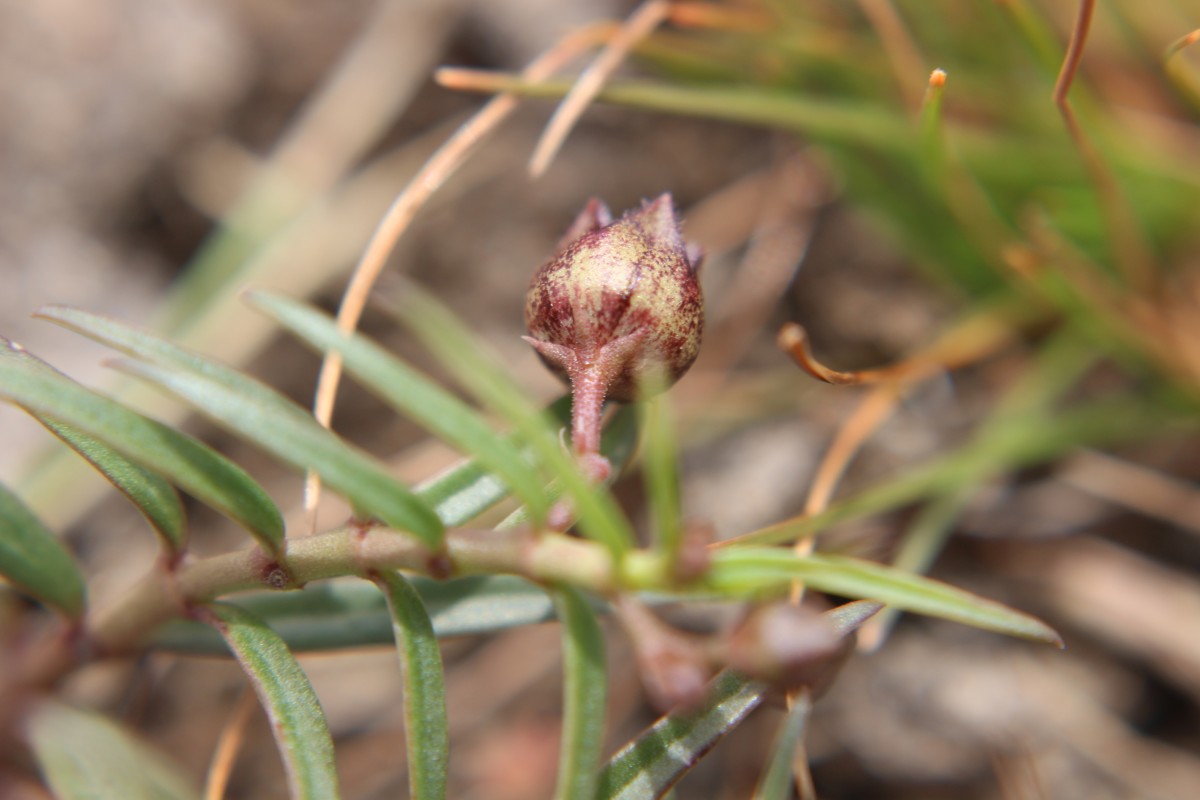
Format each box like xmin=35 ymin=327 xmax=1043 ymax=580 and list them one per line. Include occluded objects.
xmin=527 ymin=0 xmax=671 ymax=178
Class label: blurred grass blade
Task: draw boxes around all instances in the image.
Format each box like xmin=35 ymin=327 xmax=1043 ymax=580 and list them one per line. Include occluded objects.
xmin=0 ymin=339 xmax=284 ymax=553
xmin=739 ymin=395 xmax=1160 ymax=546
xmin=440 ymin=72 xmax=913 ymax=152
xmin=200 ymin=603 xmax=340 ymax=800
xmin=38 ymin=419 xmax=186 ymax=557
xmin=152 ymin=576 xmax=576 ymax=655
xmin=918 ymin=69 xmax=947 ymax=175
xmin=381 ymin=285 xmax=633 ymax=554
xmin=0 ymin=481 xmax=86 ymax=619
xmin=374 ymin=571 xmax=449 ymax=800
xmin=597 ymin=669 xmax=764 ymax=800
xmin=247 ymin=292 xmax=551 ymax=522
xmin=640 ymin=390 xmax=681 ymax=559
xmin=112 ymin=358 xmax=443 ymax=547
xmin=864 ymin=488 xmax=974 ymax=649
xmin=551 ymin=586 xmax=607 ymax=800
xmin=26 ymin=700 xmax=199 ymax=800
xmin=752 ymin=693 xmax=812 ymax=800
xmin=709 ymin=549 xmax=1062 ymax=645
xmin=38 ymin=305 xmax=318 ymax=424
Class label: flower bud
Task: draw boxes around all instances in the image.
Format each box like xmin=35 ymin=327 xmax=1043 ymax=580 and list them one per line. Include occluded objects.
xmin=724 ymin=603 xmax=852 ymax=696
xmin=524 ymin=194 xmax=703 ymax=479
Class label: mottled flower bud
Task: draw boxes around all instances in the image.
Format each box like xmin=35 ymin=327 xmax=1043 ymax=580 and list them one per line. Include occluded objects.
xmin=524 ymin=194 xmax=703 ymax=480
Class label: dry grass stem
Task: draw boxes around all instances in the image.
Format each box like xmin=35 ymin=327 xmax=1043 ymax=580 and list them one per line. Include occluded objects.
xmin=527 ymin=0 xmax=671 ymax=178
xmin=203 ymin=689 xmax=257 ymax=800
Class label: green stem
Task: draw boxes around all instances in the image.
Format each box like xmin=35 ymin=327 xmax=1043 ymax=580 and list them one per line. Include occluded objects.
xmin=89 ymin=526 xmax=671 ymax=658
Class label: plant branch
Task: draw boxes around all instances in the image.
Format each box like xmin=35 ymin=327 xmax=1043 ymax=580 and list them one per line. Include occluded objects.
xmin=87 ymin=525 xmax=669 ymax=660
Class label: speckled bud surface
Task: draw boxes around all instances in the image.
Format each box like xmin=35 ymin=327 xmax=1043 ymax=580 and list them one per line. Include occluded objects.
xmin=523 ymin=194 xmax=703 ymax=476
xmin=524 ymin=193 xmax=703 ymax=401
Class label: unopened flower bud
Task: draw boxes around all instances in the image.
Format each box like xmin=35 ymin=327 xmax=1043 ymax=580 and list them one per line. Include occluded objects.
xmin=524 ymin=194 xmax=703 ymax=480
xmin=724 ymin=603 xmax=852 ymax=696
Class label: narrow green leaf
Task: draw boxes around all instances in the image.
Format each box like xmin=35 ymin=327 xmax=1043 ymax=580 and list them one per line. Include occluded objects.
xmin=201 ymin=603 xmax=340 ymax=800
xmin=1 ymin=328 xmax=187 ymax=553
xmin=496 ymin=403 xmax=640 ymax=531
xmin=248 ymin=292 xmax=552 ymax=522
xmin=448 ymin=74 xmax=913 ymax=152
xmin=867 ymin=489 xmax=974 ymax=647
xmin=152 ymin=576 xmax=588 ymax=655
xmin=709 ymin=549 xmax=1062 ymax=645
xmin=38 ymin=306 xmax=442 ymax=543
xmin=0 ymin=339 xmax=283 ymax=552
xmin=381 ymin=286 xmax=634 ymax=554
xmin=38 ymin=419 xmax=186 ymax=556
xmin=413 ymin=395 xmax=571 ymax=527
xmin=640 ymin=391 xmax=681 ymax=560
xmin=26 ymin=701 xmax=200 ymax=800
xmin=597 ymin=670 xmax=764 ymax=800
xmin=752 ymin=693 xmax=812 ymax=800
xmin=551 ymin=586 xmax=607 ymax=800
xmin=0 ymin=481 xmax=86 ymax=618
xmin=373 ymin=571 xmax=449 ymax=800
xmin=112 ymin=358 xmax=443 ymax=547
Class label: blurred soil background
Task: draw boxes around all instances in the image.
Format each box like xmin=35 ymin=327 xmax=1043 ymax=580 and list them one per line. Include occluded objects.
xmin=2 ymin=1 xmax=1200 ymax=798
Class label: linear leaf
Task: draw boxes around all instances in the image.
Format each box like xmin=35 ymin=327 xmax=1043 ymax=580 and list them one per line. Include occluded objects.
xmin=38 ymin=306 xmax=442 ymax=543
xmin=551 ymin=586 xmax=607 ymax=800
xmin=201 ymin=603 xmax=340 ymax=800
xmin=709 ymin=549 xmax=1062 ymax=645
xmin=0 ymin=339 xmax=282 ymax=552
xmin=381 ymin=286 xmax=634 ymax=554
xmin=38 ymin=419 xmax=186 ymax=556
xmin=446 ymin=74 xmax=912 ymax=151
xmin=152 ymin=576 xmax=570 ymax=654
xmin=249 ymin=292 xmax=552 ymax=521
xmin=374 ymin=572 xmax=449 ymax=800
xmin=2 ymin=335 xmax=188 ymax=554
xmin=112 ymin=358 xmax=443 ymax=547
xmin=596 ymin=603 xmax=876 ymax=800
xmin=0 ymin=481 xmax=86 ymax=618
xmin=26 ymin=700 xmax=199 ymax=800
xmin=412 ymin=395 xmax=569 ymax=527
xmin=597 ymin=669 xmax=764 ymax=800
xmin=640 ymin=390 xmax=681 ymax=559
